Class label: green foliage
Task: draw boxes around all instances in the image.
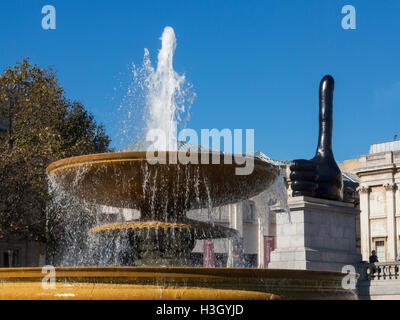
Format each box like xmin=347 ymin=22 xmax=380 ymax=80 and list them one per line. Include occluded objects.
xmin=0 ymin=59 xmax=111 ymax=242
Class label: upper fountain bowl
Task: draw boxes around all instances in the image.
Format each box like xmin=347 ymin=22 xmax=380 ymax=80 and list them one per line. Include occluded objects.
xmin=46 ymin=151 xmax=279 ymax=218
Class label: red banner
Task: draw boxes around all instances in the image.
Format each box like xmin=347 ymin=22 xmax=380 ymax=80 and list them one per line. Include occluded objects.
xmin=264 ymin=236 xmax=275 ymax=267
xmin=203 ymin=240 xmax=215 ymax=267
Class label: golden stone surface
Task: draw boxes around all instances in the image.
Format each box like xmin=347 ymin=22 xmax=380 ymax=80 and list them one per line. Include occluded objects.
xmin=0 ymin=267 xmax=357 ymax=300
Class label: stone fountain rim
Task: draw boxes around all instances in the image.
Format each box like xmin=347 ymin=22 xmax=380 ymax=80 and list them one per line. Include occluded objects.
xmin=0 ymin=267 xmax=358 ymax=300
xmin=46 ymin=150 xmax=278 ymax=175
xmin=0 ymin=266 xmax=354 ymax=281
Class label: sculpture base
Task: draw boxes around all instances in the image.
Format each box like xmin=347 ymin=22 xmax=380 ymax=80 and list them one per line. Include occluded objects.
xmin=269 ymin=196 xmax=362 ymax=271
xmin=0 ymin=267 xmax=357 ymax=300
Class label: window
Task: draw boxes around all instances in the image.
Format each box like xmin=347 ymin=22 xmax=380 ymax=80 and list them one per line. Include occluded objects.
xmin=2 ymin=252 xmax=9 ymax=267
xmin=375 ymin=241 xmax=385 ymax=261
xmin=373 ymin=238 xmax=386 ymax=262
xmin=216 ymin=207 xmax=227 ymax=222
xmin=243 ymin=201 xmax=255 ymax=222
xmin=2 ymin=250 xmax=19 ymax=267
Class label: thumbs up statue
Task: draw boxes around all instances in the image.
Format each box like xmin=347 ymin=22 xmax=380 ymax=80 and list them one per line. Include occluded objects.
xmin=290 ymin=75 xmax=344 ymax=201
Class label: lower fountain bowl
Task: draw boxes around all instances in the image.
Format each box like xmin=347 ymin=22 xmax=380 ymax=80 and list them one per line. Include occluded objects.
xmin=0 ymin=267 xmax=357 ymax=300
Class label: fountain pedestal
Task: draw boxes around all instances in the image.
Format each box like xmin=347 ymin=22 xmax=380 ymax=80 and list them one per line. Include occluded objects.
xmin=269 ymin=196 xmax=361 ymax=272
xmin=90 ymin=218 xmax=237 ymax=267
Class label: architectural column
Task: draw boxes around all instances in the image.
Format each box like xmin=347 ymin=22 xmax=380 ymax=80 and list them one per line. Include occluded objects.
xmin=358 ymin=185 xmax=371 ymax=261
xmin=257 ymin=216 xmax=264 ymax=268
xmin=229 ymin=203 xmax=243 ymax=235
xmin=396 ymin=186 xmax=400 ymax=251
xmin=227 ymin=204 xmax=243 ymax=267
xmin=384 ymin=183 xmax=397 ymax=261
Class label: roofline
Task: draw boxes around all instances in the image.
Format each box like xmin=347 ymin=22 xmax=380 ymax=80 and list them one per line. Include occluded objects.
xmin=370 ymin=139 xmax=400 ymax=146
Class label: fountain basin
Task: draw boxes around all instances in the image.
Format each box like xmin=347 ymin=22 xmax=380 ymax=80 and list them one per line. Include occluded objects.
xmin=0 ymin=267 xmax=357 ymax=300
xmin=47 ymin=151 xmax=279 ymax=266
xmin=46 ymin=151 xmax=278 ymax=215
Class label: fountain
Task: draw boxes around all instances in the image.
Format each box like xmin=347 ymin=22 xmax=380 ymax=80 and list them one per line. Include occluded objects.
xmin=47 ymin=150 xmax=278 ymax=267
xmin=0 ymin=27 xmax=357 ymax=300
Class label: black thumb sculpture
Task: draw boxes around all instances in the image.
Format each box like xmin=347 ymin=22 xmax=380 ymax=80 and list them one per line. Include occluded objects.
xmin=290 ymin=75 xmax=344 ymax=201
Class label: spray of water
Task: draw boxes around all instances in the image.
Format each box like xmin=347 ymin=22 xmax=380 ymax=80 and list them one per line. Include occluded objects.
xmin=117 ymin=26 xmax=195 ymax=150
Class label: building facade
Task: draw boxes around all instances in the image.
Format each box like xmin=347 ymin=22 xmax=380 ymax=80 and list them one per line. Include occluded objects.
xmin=356 ymin=140 xmax=400 ymax=262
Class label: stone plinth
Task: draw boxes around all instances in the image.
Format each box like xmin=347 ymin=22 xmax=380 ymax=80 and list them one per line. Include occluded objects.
xmin=269 ymin=196 xmax=361 ymax=272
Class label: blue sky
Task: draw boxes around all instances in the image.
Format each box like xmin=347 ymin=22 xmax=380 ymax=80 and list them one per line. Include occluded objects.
xmin=0 ymin=0 xmax=399 ymax=162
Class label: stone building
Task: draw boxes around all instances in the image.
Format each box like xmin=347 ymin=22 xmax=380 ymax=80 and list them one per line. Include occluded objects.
xmin=355 ymin=140 xmax=400 ymax=262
